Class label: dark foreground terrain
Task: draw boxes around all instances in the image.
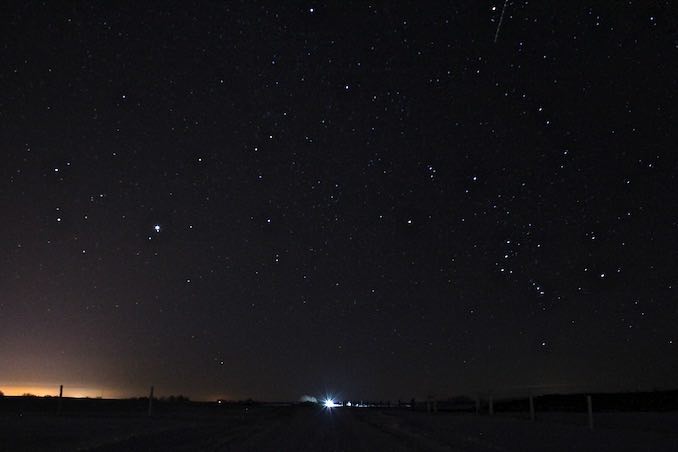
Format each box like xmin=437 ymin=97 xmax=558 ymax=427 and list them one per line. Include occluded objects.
xmin=1 ymin=402 xmax=678 ymax=451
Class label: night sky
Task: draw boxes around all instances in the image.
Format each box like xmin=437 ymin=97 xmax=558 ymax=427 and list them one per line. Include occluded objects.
xmin=2 ymin=2 xmax=677 ymax=401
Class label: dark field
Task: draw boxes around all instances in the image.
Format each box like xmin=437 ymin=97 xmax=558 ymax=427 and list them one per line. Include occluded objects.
xmin=2 ymin=398 xmax=678 ymax=451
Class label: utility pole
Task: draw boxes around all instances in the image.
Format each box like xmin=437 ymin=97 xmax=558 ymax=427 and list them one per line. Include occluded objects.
xmin=587 ymin=395 xmax=594 ymax=430
xmin=148 ymin=386 xmax=154 ymax=417
xmin=57 ymin=385 xmax=63 ymax=415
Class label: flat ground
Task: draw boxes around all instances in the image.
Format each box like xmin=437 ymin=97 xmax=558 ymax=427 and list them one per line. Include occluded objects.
xmin=1 ymin=405 xmax=677 ymax=451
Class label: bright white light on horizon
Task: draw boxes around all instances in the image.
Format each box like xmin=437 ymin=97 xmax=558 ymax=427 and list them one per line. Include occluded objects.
xmin=323 ymin=398 xmax=339 ymax=408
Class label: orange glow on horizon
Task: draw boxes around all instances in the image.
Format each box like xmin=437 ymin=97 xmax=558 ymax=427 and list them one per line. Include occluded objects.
xmin=0 ymin=384 xmax=121 ymax=399
xmin=0 ymin=384 xmax=219 ymax=401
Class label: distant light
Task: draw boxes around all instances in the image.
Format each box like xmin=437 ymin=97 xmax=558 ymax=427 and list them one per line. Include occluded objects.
xmin=323 ymin=398 xmax=338 ymax=408
xmin=154 ymin=225 xmax=161 ymax=233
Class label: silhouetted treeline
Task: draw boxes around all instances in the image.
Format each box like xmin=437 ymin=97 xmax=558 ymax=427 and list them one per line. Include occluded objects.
xmin=421 ymin=391 xmax=678 ymax=413
xmin=2 ymin=390 xmax=677 ymax=414
xmin=215 ymin=398 xmax=259 ymax=406
xmin=494 ymin=391 xmax=678 ymax=413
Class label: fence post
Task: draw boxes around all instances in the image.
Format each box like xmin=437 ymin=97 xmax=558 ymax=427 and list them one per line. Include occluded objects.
xmin=489 ymin=395 xmax=494 ymax=415
xmin=475 ymin=395 xmax=480 ymax=415
xmin=57 ymin=385 xmax=63 ymax=415
xmin=148 ymin=386 xmax=154 ymax=417
xmin=586 ymin=395 xmax=593 ymax=430
xmin=529 ymin=393 xmax=535 ymax=421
